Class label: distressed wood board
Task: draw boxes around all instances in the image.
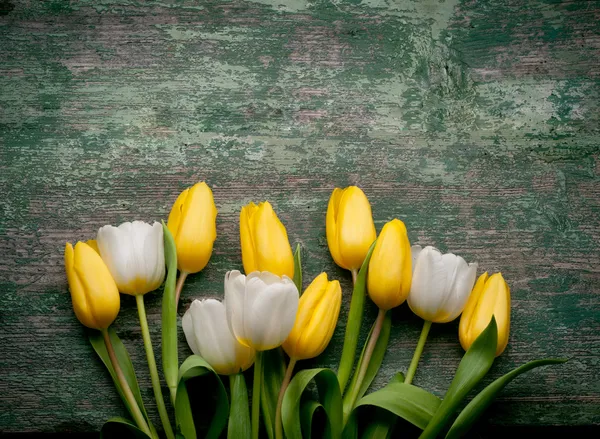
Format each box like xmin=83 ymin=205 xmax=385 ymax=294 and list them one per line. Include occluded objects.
xmin=1 ymin=0 xmax=599 ymax=435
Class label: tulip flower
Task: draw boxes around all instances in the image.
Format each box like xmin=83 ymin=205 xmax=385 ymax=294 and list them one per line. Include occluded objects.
xmin=459 ymin=272 xmax=511 ymax=356
xmin=283 ymin=272 xmax=342 ymax=360
xmin=167 ymin=182 xmax=218 ymax=275
xmin=183 ymin=299 xmax=255 ymax=375
xmin=240 ymin=201 xmax=294 ymax=278
xmin=408 ymin=245 xmax=478 ymax=323
xmin=326 ymin=186 xmax=376 ymax=273
xmin=97 ymin=220 xmax=174 ymax=439
xmin=96 ymin=221 xmax=165 ymax=296
xmin=405 ymin=245 xmax=478 ymax=385
xmin=367 ymin=219 xmax=412 ymax=311
xmin=224 ymin=270 xmax=299 ymax=439
xmin=64 ymin=241 xmax=120 ymax=330
xmin=65 ymin=241 xmax=152 ymax=436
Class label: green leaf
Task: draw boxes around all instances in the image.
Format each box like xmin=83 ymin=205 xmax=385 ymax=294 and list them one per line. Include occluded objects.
xmin=293 ymin=243 xmax=303 ymax=294
xmin=228 ymin=373 xmax=251 ymax=439
xmin=419 ymin=317 xmax=498 ymax=439
xmin=261 ymin=348 xmax=286 ymax=439
xmin=338 ymin=241 xmax=377 ymax=394
xmin=100 ymin=417 xmax=152 ymax=439
xmin=353 ymin=383 xmax=441 ymax=431
xmin=343 ymin=311 xmax=392 ymax=414
xmin=162 ymin=222 xmax=179 ymax=403
xmin=88 ymin=329 xmax=157 ymax=437
xmin=300 ymin=399 xmax=323 ymax=439
xmin=175 ymin=355 xmax=229 ymax=439
xmin=446 ymin=358 xmax=568 ymax=438
xmin=282 ymin=368 xmax=343 ymax=439
xmin=359 ymin=373 xmax=404 ymax=439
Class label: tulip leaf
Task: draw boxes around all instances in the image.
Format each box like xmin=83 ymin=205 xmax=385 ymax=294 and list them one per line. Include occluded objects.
xmin=359 ymin=373 xmax=405 ymax=439
xmin=350 ymin=382 xmax=441 ymax=432
xmin=446 ymin=357 xmax=568 ymax=439
xmin=100 ymin=417 xmax=152 ymax=439
xmin=175 ymin=355 xmax=229 ymax=439
xmin=338 ymin=241 xmax=377 ymax=394
xmin=419 ymin=317 xmax=498 ymax=439
xmin=161 ymin=222 xmax=179 ymax=403
xmin=88 ymin=329 xmax=157 ymax=438
xmin=343 ymin=310 xmax=392 ymax=414
xmin=293 ymin=243 xmax=303 ymax=294
xmin=300 ymin=399 xmax=323 ymax=439
xmin=261 ymin=348 xmax=286 ymax=439
xmin=228 ymin=373 xmax=251 ymax=439
xmin=282 ymin=368 xmax=343 ymax=439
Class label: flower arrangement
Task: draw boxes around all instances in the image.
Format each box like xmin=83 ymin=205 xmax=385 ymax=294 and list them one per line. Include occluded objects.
xmin=64 ymin=182 xmax=566 ymax=439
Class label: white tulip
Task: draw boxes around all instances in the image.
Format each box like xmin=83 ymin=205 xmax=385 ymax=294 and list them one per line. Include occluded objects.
xmin=97 ymin=221 xmax=165 ymax=295
xmin=224 ymin=270 xmax=299 ymax=351
xmin=183 ymin=299 xmax=255 ymax=375
xmin=408 ymin=245 xmax=478 ymax=323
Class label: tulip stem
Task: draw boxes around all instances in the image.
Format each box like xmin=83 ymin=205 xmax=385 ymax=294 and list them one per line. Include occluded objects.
xmin=136 ymin=295 xmax=175 ymax=439
xmin=175 ymin=271 xmax=189 ymax=307
xmin=405 ymin=320 xmax=432 ymax=385
xmin=342 ymin=308 xmax=387 ymax=426
xmin=351 ymin=269 xmax=358 ymax=285
xmin=251 ymin=351 xmax=263 ymax=439
xmin=101 ymin=328 xmax=153 ymax=438
xmin=275 ymin=357 xmax=297 ymax=439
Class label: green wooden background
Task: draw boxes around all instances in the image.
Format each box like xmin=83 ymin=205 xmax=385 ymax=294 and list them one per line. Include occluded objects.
xmin=1 ymin=0 xmax=599 ymax=435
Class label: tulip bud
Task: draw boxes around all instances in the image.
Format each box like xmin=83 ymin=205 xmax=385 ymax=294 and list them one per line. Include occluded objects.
xmin=97 ymin=221 xmax=165 ymax=295
xmin=408 ymin=246 xmax=478 ymax=323
xmin=64 ymin=242 xmax=120 ymax=329
xmin=183 ymin=299 xmax=255 ymax=375
xmin=224 ymin=270 xmax=299 ymax=351
xmin=326 ymin=186 xmax=376 ymax=271
xmin=167 ymin=182 xmax=218 ymax=274
xmin=367 ymin=219 xmax=412 ymax=310
xmin=283 ymin=273 xmax=342 ymax=360
xmin=240 ymin=202 xmax=294 ymax=278
xmin=459 ymin=272 xmax=510 ymax=356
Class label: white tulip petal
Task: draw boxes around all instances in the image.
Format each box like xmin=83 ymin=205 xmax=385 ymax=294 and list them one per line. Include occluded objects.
xmin=247 ymin=270 xmax=282 ymax=286
xmin=224 ymin=270 xmax=248 ymax=344
xmin=97 ymin=224 xmax=132 ymax=288
xmin=408 ymin=246 xmax=447 ymax=321
xmin=439 ymin=261 xmax=478 ymax=323
xmin=182 ymin=302 xmax=201 ymax=356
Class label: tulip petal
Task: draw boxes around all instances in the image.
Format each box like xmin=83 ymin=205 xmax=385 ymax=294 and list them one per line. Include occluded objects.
xmin=408 ymin=246 xmax=448 ymax=322
xmin=439 ymin=260 xmax=478 ymax=323
xmin=182 ymin=304 xmax=201 ymax=357
xmin=410 ymin=245 xmax=423 ymax=272
xmin=224 ymin=270 xmax=249 ymax=346
xmin=98 ymin=224 xmax=133 ymax=291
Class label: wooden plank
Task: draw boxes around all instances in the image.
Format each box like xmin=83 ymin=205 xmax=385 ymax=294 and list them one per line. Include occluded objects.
xmin=1 ymin=0 xmax=599 ymax=434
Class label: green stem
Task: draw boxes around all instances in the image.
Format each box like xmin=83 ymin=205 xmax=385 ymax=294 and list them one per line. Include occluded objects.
xmin=101 ymin=329 xmax=153 ymax=438
xmin=228 ymin=373 xmax=251 ymax=439
xmin=174 ymin=271 xmax=189 ymax=308
xmin=252 ymin=351 xmax=263 ymax=439
xmin=342 ymin=308 xmax=387 ymax=426
xmin=274 ymin=357 xmax=297 ymax=439
xmin=136 ymin=295 xmax=175 ymax=439
xmin=405 ymin=320 xmax=432 ymax=385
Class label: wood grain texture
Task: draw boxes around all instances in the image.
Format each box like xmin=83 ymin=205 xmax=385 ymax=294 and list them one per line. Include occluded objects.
xmin=1 ymin=0 xmax=599 ymax=435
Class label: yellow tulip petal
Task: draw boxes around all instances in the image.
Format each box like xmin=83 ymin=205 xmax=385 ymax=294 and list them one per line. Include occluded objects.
xmin=240 ymin=202 xmax=258 ymax=274
xmin=326 ymin=188 xmax=346 ymax=269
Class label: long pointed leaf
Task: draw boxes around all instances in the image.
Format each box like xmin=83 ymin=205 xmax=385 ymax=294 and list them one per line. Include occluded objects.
xmin=338 ymin=241 xmax=377 ymax=393
xmin=300 ymin=400 xmax=323 ymax=439
xmin=293 ymin=244 xmax=302 ymax=294
xmin=446 ymin=358 xmax=568 ymax=438
xmin=100 ymin=417 xmax=152 ymax=439
xmin=419 ymin=318 xmax=498 ymax=439
xmin=89 ymin=329 xmax=156 ymax=437
xmin=175 ymin=355 xmax=229 ymax=439
xmin=162 ymin=223 xmax=179 ymax=401
xmin=359 ymin=373 xmax=405 ymax=439
xmin=283 ymin=368 xmax=343 ymax=439
xmin=261 ymin=348 xmax=286 ymax=439
xmin=228 ymin=373 xmax=251 ymax=439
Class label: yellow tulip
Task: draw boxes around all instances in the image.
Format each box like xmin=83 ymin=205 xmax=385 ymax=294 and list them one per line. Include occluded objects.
xmin=239 ymin=201 xmax=294 ymax=278
xmin=282 ymin=273 xmax=341 ymax=360
xmin=167 ymin=182 xmax=218 ymax=274
xmin=326 ymin=186 xmax=376 ymax=271
xmin=367 ymin=219 xmax=412 ymax=310
xmin=459 ymin=272 xmax=511 ymax=356
xmin=64 ymin=242 xmax=120 ymax=329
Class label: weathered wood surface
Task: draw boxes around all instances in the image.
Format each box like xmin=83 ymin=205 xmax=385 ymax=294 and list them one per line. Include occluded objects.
xmin=1 ymin=0 xmax=599 ymax=435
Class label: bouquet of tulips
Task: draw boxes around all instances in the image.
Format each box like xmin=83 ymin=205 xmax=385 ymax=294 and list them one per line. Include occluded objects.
xmin=64 ymin=183 xmax=565 ymax=439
